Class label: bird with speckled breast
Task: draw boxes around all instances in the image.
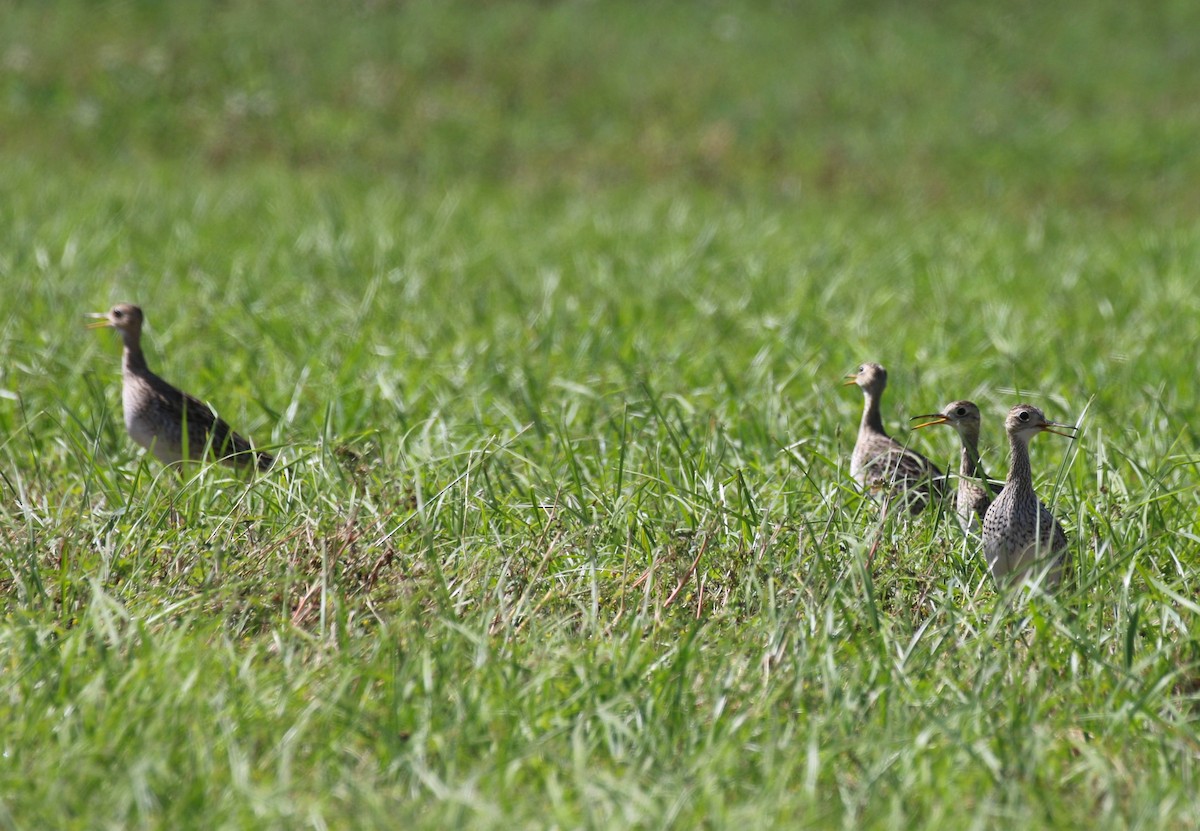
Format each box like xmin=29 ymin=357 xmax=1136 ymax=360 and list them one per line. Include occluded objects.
xmin=843 ymin=362 xmax=945 ymax=515
xmin=88 ymin=303 xmax=274 ymax=472
xmin=981 ymin=404 xmax=1075 ymax=586
xmin=911 ymin=400 xmax=1000 ymax=534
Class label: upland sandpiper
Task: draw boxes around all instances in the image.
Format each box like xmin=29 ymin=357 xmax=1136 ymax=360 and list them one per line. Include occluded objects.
xmin=844 ymin=362 xmax=945 ymax=514
xmin=88 ymin=303 xmax=274 ymax=472
xmin=981 ymin=404 xmax=1074 ymax=586
xmin=911 ymin=400 xmax=1000 ymax=533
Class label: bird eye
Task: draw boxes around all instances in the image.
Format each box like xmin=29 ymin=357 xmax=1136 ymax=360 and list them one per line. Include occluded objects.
xmin=858 ymin=365 xmax=865 ymax=373
xmin=955 ymin=407 xmax=966 ymax=417
xmin=113 ymin=309 xmax=124 ymax=319
xmin=1018 ymin=411 xmax=1030 ymax=422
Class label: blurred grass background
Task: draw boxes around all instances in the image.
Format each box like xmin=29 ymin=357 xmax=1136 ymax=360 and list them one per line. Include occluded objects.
xmin=4 ymin=0 xmax=1199 ymax=213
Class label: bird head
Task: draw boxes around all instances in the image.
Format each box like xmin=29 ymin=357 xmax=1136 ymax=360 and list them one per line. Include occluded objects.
xmin=87 ymin=303 xmax=145 ymax=338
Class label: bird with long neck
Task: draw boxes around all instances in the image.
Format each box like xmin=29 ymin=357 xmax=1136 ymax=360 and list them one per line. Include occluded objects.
xmin=88 ymin=303 xmax=274 ymax=472
xmin=981 ymin=404 xmax=1074 ymax=586
xmin=843 ymin=362 xmax=945 ymax=515
xmin=911 ymin=400 xmax=1000 ymax=533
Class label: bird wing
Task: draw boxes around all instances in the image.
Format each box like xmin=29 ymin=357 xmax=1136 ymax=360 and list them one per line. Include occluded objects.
xmin=148 ymin=372 xmax=271 ymax=469
xmin=859 ymin=439 xmax=944 ymax=495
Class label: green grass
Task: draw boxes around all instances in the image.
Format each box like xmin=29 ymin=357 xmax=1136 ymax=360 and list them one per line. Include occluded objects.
xmin=2 ymin=1 xmax=1200 ymax=828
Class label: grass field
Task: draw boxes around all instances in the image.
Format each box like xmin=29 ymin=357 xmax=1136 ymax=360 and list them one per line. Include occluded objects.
xmin=2 ymin=1 xmax=1200 ymax=828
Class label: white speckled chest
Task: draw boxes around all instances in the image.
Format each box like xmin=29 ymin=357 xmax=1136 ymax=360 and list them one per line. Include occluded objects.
xmin=122 ymin=374 xmax=182 ymax=463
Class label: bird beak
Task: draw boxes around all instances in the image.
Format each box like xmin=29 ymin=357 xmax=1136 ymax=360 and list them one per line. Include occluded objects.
xmin=842 ymin=373 xmax=858 ymax=386
xmin=1040 ymin=420 xmax=1077 ymax=438
xmin=85 ymin=313 xmax=111 ymax=330
xmin=910 ymin=413 xmax=949 ymax=429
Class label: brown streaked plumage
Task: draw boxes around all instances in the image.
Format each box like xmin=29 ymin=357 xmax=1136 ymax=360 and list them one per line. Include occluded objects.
xmin=843 ymin=362 xmax=945 ymax=515
xmin=912 ymin=400 xmax=1000 ymax=534
xmin=88 ymin=303 xmax=274 ymax=472
xmin=981 ymin=404 xmax=1074 ymax=587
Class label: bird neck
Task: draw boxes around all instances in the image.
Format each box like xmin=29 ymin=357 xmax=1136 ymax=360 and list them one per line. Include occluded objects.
xmin=1004 ymin=432 xmax=1034 ymax=496
xmin=959 ymin=433 xmax=983 ymax=479
xmin=121 ymin=330 xmax=148 ymax=374
xmin=859 ymin=391 xmax=887 ymax=436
